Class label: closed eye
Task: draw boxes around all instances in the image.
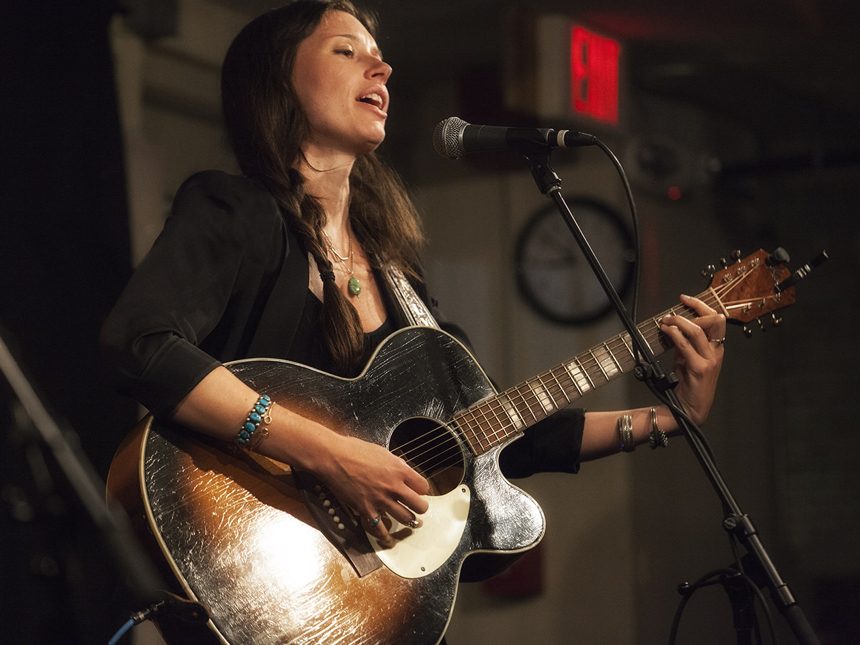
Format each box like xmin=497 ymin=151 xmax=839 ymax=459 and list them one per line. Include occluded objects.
xmin=335 ymin=48 xmax=354 ymax=57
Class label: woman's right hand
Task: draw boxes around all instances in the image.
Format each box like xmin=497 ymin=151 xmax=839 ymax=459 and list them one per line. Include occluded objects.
xmin=170 ymin=366 xmax=430 ymax=546
xmin=314 ymin=434 xmax=430 ymax=547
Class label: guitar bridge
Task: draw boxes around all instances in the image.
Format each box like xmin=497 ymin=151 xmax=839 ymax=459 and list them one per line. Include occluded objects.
xmin=294 ymin=471 xmax=382 ymax=578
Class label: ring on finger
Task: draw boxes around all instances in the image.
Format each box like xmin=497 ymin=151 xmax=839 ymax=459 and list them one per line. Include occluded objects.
xmin=709 ymin=337 xmax=726 ymax=346
xmin=365 ymin=514 xmax=381 ymax=527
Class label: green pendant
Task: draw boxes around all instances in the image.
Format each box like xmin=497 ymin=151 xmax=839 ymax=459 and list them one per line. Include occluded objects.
xmin=348 ymin=276 xmax=361 ymax=296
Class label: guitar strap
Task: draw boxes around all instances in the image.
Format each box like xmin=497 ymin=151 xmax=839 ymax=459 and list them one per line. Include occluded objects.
xmin=382 ymin=266 xmax=440 ymax=329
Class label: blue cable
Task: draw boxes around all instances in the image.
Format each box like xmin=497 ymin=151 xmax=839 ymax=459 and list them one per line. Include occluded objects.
xmin=107 ymin=618 xmax=135 ymax=645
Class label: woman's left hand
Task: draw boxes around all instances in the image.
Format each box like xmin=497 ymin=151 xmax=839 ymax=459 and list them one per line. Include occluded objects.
xmin=659 ymin=294 xmax=726 ymax=426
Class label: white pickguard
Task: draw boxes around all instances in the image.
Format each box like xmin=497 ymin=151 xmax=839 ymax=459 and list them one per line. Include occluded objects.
xmin=366 ymin=485 xmax=471 ymax=578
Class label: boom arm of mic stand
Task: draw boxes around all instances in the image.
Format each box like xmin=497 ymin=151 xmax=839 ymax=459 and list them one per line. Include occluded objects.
xmin=520 ymin=146 xmax=676 ymax=391
xmin=519 ymin=146 xmax=821 ymax=645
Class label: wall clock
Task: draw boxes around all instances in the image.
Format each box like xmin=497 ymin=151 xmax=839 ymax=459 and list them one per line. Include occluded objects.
xmin=515 ymin=197 xmax=635 ymax=325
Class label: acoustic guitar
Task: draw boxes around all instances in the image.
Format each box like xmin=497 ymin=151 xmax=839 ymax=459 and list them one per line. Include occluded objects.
xmin=108 ymin=249 xmax=796 ymax=645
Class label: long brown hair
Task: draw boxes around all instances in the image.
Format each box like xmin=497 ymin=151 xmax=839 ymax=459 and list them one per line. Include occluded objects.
xmin=221 ymin=0 xmax=425 ymax=374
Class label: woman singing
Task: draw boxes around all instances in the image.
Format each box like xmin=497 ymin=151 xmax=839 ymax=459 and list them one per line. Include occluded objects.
xmin=102 ymin=1 xmax=725 ymax=642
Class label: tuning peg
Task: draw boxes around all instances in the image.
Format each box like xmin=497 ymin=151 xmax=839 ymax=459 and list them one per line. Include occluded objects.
xmin=757 ymin=318 xmax=766 ymax=332
xmin=743 ymin=325 xmax=753 ymax=338
xmin=771 ymin=313 xmax=782 ymax=327
xmin=719 ymin=257 xmax=729 ymax=268
xmin=731 ymin=250 xmax=742 ymax=262
xmin=702 ymin=264 xmax=716 ymax=278
xmin=775 ymin=249 xmax=828 ymax=293
xmin=766 ymin=247 xmax=791 ymax=267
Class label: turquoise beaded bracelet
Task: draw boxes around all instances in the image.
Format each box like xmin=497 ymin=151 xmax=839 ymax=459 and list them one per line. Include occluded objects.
xmin=236 ymin=394 xmax=272 ymax=448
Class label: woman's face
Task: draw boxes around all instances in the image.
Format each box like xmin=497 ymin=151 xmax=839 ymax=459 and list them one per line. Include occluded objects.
xmin=292 ymin=10 xmax=391 ymax=159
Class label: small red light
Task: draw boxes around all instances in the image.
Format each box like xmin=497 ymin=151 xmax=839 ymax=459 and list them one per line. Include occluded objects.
xmin=570 ymin=26 xmax=620 ymax=125
xmin=668 ymin=186 xmax=682 ymax=201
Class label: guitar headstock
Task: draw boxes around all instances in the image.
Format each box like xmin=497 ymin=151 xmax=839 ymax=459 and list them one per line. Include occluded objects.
xmin=706 ymin=248 xmax=795 ymax=327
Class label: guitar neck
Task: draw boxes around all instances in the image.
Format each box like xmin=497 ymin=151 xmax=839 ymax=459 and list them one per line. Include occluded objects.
xmin=455 ymin=288 xmax=721 ymax=455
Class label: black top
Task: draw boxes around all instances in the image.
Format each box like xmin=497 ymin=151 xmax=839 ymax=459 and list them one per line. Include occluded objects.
xmin=287 ymin=279 xmax=397 ymax=373
xmin=100 ymin=170 xmax=585 ymax=478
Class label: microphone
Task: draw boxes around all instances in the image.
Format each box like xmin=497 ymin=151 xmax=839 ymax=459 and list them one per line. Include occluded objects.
xmin=433 ymin=116 xmax=596 ymax=159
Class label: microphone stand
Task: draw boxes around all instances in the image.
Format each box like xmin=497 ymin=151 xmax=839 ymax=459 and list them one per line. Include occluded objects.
xmin=0 ymin=325 xmax=165 ymax=608
xmin=516 ymin=143 xmax=820 ymax=645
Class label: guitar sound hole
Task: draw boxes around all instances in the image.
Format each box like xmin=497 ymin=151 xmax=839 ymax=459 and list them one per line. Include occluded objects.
xmin=389 ymin=417 xmax=465 ymax=496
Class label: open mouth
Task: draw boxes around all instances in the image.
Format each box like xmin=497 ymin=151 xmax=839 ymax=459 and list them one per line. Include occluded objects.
xmin=357 ymin=92 xmax=385 ymax=111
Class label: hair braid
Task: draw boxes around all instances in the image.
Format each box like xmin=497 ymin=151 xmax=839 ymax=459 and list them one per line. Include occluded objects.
xmin=264 ymin=168 xmax=366 ymax=374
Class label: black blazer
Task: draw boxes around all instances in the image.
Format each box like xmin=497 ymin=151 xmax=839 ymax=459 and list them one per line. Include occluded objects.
xmin=100 ymin=170 xmax=584 ymax=478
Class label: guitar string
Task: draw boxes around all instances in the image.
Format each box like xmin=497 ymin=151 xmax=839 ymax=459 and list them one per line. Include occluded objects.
xmin=486 ymin=287 xmax=727 ymax=435
xmin=403 ymin=306 xmax=695 ymax=472
xmin=403 ymin=326 xmax=719 ymax=476
xmin=395 ymin=307 xmax=688 ymax=470
xmin=487 ymin=278 xmax=742 ymax=423
xmin=394 ymin=293 xmax=702 ymax=461
xmin=393 ymin=302 xmax=681 ymax=461
xmin=390 ymin=273 xmax=768 ymax=475
xmin=393 ymin=283 xmax=734 ymax=470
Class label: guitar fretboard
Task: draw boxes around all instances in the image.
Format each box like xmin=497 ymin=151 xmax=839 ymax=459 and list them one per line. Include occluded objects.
xmin=453 ymin=291 xmax=718 ymax=455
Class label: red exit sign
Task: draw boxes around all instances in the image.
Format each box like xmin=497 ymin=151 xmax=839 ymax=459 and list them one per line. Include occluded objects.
xmin=570 ymin=26 xmax=620 ymax=125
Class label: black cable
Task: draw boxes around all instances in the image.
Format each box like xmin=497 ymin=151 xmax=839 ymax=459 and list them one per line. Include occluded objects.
xmin=593 ymin=139 xmax=642 ymax=327
xmin=668 ymin=565 xmax=779 ymax=645
xmin=581 ymin=140 xmax=783 ymax=645
xmin=107 ymin=591 xmax=210 ymax=644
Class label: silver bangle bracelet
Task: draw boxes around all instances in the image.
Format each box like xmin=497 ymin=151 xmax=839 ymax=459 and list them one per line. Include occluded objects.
xmin=618 ymin=414 xmax=635 ymax=452
xmin=649 ymin=407 xmax=669 ymax=449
